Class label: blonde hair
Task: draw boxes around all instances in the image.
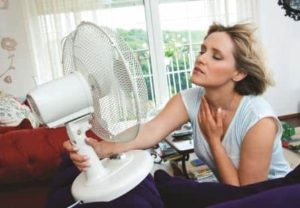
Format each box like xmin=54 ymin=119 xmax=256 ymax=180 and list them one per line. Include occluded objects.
xmin=205 ymin=22 xmax=272 ymax=95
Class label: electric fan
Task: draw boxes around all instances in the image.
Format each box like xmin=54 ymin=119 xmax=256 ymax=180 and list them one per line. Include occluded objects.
xmin=26 ymin=22 xmax=153 ymax=203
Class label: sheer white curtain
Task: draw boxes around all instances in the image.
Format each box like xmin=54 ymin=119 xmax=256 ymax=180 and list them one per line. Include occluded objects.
xmin=22 ymin=0 xmax=106 ymax=84
xmin=22 ymin=0 xmax=258 ymax=85
xmin=201 ymin=0 xmax=258 ymax=26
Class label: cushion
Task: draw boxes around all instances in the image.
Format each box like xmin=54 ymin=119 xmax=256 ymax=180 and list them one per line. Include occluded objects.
xmin=0 ymin=127 xmax=68 ymax=184
xmin=0 ymin=92 xmax=39 ymax=128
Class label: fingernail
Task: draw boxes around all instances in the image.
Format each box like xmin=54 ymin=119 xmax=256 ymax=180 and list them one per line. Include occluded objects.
xmin=218 ymin=108 xmax=222 ymax=112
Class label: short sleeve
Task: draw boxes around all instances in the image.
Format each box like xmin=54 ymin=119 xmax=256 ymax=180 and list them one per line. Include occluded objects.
xmin=238 ymin=96 xmax=282 ymax=141
xmin=180 ymin=87 xmax=204 ymax=122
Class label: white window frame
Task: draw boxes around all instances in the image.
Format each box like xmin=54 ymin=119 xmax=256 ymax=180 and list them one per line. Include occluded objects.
xmin=23 ymin=0 xmax=258 ymax=109
xmin=144 ymin=0 xmax=169 ymax=106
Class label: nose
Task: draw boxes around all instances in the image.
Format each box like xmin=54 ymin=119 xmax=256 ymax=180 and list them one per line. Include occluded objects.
xmin=195 ymin=53 xmax=206 ymax=65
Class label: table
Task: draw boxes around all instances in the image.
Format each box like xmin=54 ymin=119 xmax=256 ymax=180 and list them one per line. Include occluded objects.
xmin=164 ymin=134 xmax=194 ymax=178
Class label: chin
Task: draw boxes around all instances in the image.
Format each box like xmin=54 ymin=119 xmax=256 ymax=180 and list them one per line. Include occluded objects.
xmin=191 ymin=75 xmax=204 ymax=86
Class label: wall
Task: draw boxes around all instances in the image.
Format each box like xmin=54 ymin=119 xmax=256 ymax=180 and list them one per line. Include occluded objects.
xmin=0 ymin=0 xmax=299 ymax=115
xmin=257 ymin=1 xmax=300 ymax=116
xmin=0 ymin=0 xmax=35 ymax=98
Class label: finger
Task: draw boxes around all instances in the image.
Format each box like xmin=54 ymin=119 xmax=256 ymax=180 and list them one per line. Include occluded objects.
xmin=70 ymin=153 xmax=89 ymax=163
xmin=210 ymin=106 xmax=216 ymax=120
xmin=216 ymin=108 xmax=223 ymax=128
xmin=198 ymin=112 xmax=202 ymax=124
xmin=63 ymin=140 xmax=78 ymax=152
xmin=74 ymin=161 xmax=90 ymax=169
xmin=63 ymin=140 xmax=72 ymax=151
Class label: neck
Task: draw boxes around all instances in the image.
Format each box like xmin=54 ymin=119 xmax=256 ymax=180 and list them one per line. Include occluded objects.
xmin=204 ymin=90 xmax=241 ymax=112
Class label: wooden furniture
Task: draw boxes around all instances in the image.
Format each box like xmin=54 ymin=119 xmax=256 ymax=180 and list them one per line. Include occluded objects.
xmin=164 ymin=134 xmax=194 ymax=178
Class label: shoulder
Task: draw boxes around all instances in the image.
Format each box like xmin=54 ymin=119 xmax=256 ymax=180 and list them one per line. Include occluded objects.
xmin=237 ymin=96 xmax=280 ymax=138
xmin=179 ymin=87 xmax=204 ymax=121
xmin=180 ymin=87 xmax=204 ymax=104
xmin=241 ymin=96 xmax=276 ymax=119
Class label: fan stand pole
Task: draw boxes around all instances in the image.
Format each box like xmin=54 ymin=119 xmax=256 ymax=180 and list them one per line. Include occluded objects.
xmin=66 ymin=115 xmax=109 ymax=184
xmin=66 ymin=116 xmax=154 ymax=203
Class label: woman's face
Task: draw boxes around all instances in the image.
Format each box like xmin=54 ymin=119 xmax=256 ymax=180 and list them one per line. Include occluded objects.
xmin=191 ymin=31 xmax=240 ymax=89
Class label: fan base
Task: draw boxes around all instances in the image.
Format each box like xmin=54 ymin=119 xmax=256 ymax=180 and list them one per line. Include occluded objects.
xmin=71 ymin=150 xmax=153 ymax=203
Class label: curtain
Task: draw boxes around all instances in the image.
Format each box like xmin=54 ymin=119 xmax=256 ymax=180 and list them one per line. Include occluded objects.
xmin=22 ymin=0 xmax=258 ymax=85
xmin=22 ymin=0 xmax=110 ymax=83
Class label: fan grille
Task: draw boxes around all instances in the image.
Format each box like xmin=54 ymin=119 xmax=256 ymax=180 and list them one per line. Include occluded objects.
xmin=62 ymin=22 xmax=148 ymax=142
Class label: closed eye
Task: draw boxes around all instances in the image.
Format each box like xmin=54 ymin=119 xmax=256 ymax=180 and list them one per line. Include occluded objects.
xmin=213 ymin=54 xmax=222 ymax=60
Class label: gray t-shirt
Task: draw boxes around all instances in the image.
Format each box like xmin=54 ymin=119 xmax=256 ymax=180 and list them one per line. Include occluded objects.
xmin=180 ymin=86 xmax=291 ymax=180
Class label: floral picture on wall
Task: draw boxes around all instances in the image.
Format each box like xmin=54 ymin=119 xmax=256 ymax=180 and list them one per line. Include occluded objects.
xmin=0 ymin=0 xmax=17 ymax=84
xmin=0 ymin=0 xmax=9 ymax=10
xmin=0 ymin=37 xmax=17 ymax=84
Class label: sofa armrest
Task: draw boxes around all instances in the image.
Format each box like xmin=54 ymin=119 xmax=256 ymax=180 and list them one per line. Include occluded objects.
xmin=0 ymin=127 xmax=68 ymax=184
xmin=0 ymin=119 xmax=33 ymax=134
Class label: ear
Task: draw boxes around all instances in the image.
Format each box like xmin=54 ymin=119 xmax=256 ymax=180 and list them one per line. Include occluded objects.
xmin=232 ymin=71 xmax=247 ymax=82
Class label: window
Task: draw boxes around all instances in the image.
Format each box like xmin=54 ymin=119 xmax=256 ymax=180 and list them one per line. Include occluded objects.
xmin=158 ymin=0 xmax=257 ymax=99
xmin=23 ymin=0 xmax=257 ymax=110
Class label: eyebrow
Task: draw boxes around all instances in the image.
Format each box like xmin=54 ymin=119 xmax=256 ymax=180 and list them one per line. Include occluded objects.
xmin=201 ymin=44 xmax=224 ymax=54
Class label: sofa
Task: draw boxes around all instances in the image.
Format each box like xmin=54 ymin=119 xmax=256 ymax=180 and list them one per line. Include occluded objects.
xmin=0 ymin=119 xmax=69 ymax=208
xmin=0 ymin=114 xmax=104 ymax=208
xmin=2 ymin=120 xmax=300 ymax=208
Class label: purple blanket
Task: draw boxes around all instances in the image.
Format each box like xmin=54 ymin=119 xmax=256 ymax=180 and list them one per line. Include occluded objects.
xmin=154 ymin=166 xmax=300 ymax=208
xmin=46 ymin=155 xmax=164 ymax=208
xmin=47 ymin=154 xmax=300 ymax=208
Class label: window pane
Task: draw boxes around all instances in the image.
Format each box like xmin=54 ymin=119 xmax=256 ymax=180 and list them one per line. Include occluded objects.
xmin=158 ymin=0 xmax=256 ymax=97
xmin=37 ymin=0 xmax=156 ymax=110
xmin=159 ymin=0 xmax=209 ymax=97
xmin=81 ymin=2 xmax=157 ymax=108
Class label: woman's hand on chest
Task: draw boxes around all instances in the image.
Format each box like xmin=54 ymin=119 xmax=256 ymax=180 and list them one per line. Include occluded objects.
xmin=198 ymin=96 xmax=225 ymax=147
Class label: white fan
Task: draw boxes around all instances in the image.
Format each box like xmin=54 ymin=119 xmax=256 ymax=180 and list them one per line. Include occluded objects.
xmin=26 ymin=22 xmax=153 ymax=203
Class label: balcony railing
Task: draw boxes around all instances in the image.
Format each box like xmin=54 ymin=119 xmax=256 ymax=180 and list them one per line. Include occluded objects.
xmin=134 ymin=43 xmax=200 ymax=105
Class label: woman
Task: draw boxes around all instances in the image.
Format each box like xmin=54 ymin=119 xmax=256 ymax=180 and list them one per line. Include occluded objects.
xmin=64 ymin=22 xmax=290 ymax=186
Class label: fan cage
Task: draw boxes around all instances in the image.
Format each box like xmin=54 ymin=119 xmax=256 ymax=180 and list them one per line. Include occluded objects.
xmin=62 ymin=22 xmax=149 ymax=142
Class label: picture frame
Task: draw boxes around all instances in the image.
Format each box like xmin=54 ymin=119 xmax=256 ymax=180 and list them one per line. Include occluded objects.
xmin=278 ymin=0 xmax=300 ymax=21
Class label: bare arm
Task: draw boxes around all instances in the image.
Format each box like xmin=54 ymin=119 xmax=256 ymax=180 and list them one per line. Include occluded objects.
xmin=238 ymin=117 xmax=277 ymax=185
xmin=199 ymin=97 xmax=277 ymax=186
xmin=64 ymin=93 xmax=190 ymax=170
xmin=111 ymin=93 xmax=190 ymax=154
xmin=210 ymin=118 xmax=277 ymax=186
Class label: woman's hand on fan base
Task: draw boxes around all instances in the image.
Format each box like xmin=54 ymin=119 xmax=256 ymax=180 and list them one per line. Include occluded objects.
xmin=63 ymin=138 xmax=117 ymax=171
xmin=85 ymin=137 xmax=116 ymax=158
xmin=63 ymin=140 xmax=90 ymax=172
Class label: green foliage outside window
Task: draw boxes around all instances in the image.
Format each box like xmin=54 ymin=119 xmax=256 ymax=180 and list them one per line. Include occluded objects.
xmin=116 ymin=28 xmax=206 ymax=101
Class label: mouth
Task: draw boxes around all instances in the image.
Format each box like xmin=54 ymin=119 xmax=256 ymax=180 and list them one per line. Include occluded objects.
xmin=193 ymin=66 xmax=205 ymax=74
